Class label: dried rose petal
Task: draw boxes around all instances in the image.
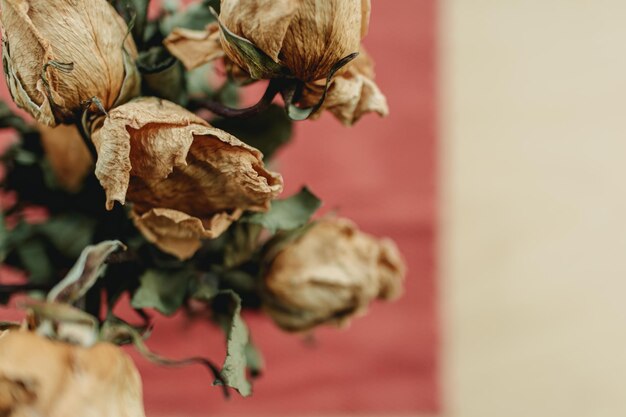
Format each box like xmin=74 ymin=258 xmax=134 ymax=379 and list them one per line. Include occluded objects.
xmin=38 ymin=124 xmax=92 ymax=192
xmin=0 ymin=331 xmax=145 ymax=417
xmin=131 ymin=207 xmax=243 ymax=260
xmin=302 ymin=48 xmax=388 ymax=125
xmin=164 ymin=23 xmax=224 ymax=70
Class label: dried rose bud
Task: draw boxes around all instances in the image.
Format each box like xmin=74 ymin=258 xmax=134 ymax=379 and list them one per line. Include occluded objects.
xmin=38 ymin=124 xmax=92 ymax=192
xmin=0 ymin=331 xmax=145 ymax=417
xmin=0 ymin=0 xmax=140 ymax=126
xmin=91 ymin=97 xmax=283 ymax=260
xmin=262 ymin=218 xmax=406 ymax=332
xmin=301 ymin=47 xmax=388 ymax=125
xmin=218 ymin=0 xmax=369 ymax=81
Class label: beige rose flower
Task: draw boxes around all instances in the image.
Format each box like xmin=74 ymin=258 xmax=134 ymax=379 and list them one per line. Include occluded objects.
xmin=0 ymin=330 xmax=145 ymax=417
xmin=219 ymin=0 xmax=367 ymax=81
xmin=301 ymin=48 xmax=388 ymax=125
xmin=165 ymin=0 xmax=368 ymax=82
xmin=262 ymin=218 xmax=406 ymax=332
xmin=0 ymin=0 xmax=140 ymax=126
xmin=38 ymin=124 xmax=92 ymax=192
xmin=91 ymin=97 xmax=283 ymax=259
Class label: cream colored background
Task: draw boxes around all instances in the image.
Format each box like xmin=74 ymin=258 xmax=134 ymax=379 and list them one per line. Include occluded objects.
xmin=440 ymin=0 xmax=626 ymax=416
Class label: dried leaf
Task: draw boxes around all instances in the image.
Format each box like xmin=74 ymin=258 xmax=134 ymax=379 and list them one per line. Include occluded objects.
xmin=47 ymin=240 xmax=126 ymax=304
xmin=210 ymin=290 xmax=252 ymax=397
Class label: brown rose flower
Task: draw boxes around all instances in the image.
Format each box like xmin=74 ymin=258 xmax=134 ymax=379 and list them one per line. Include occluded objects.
xmin=165 ymin=0 xmax=368 ymax=82
xmin=91 ymin=97 xmax=283 ymax=259
xmin=301 ymin=48 xmax=388 ymax=125
xmin=38 ymin=124 xmax=92 ymax=192
xmin=0 ymin=0 xmax=140 ymax=126
xmin=0 ymin=330 xmax=145 ymax=417
xmin=262 ymin=217 xmax=405 ymax=332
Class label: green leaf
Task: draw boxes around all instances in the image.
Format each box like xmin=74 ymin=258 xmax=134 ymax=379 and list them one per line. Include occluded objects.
xmin=210 ymin=7 xmax=288 ymax=80
xmin=223 ymin=223 xmax=262 ymax=268
xmin=212 ymin=290 xmax=252 ymax=397
xmin=211 ymin=105 xmax=292 ymax=160
xmin=35 ymin=215 xmax=97 ymax=258
xmin=15 ymin=240 xmax=54 ymax=284
xmin=161 ymin=0 xmax=220 ymax=34
xmin=131 ymin=269 xmax=192 ymax=316
xmin=244 ymin=187 xmax=321 ymax=234
xmin=245 ymin=338 xmax=264 ymax=377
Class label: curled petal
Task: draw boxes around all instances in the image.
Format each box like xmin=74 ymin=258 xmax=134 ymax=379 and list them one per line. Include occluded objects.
xmin=132 ymin=207 xmax=242 ymax=260
xmin=164 ymin=23 xmax=224 ymax=70
xmin=303 ymin=48 xmax=388 ymax=125
xmin=92 ymin=97 xmax=283 ymax=213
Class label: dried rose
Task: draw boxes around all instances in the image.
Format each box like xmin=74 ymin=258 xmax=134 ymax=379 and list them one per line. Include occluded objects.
xmin=0 ymin=330 xmax=145 ymax=417
xmin=262 ymin=218 xmax=406 ymax=331
xmin=0 ymin=0 xmax=140 ymax=126
xmin=301 ymin=48 xmax=388 ymax=125
xmin=219 ymin=0 xmax=369 ymax=81
xmin=91 ymin=97 xmax=283 ymax=259
xmin=38 ymin=124 xmax=92 ymax=192
xmin=165 ymin=0 xmax=367 ymax=82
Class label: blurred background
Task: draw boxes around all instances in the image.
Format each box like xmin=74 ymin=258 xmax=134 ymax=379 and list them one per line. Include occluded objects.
xmin=441 ymin=0 xmax=626 ymax=416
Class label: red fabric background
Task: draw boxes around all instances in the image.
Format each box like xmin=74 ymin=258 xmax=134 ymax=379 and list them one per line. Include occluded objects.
xmin=1 ymin=1 xmax=438 ymax=415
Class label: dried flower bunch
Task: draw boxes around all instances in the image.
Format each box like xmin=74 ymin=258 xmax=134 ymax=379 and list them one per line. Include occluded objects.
xmin=0 ymin=0 xmax=404 ymax=413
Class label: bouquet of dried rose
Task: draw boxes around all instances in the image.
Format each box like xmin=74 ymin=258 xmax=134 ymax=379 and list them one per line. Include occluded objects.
xmin=0 ymin=0 xmax=405 ymax=414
